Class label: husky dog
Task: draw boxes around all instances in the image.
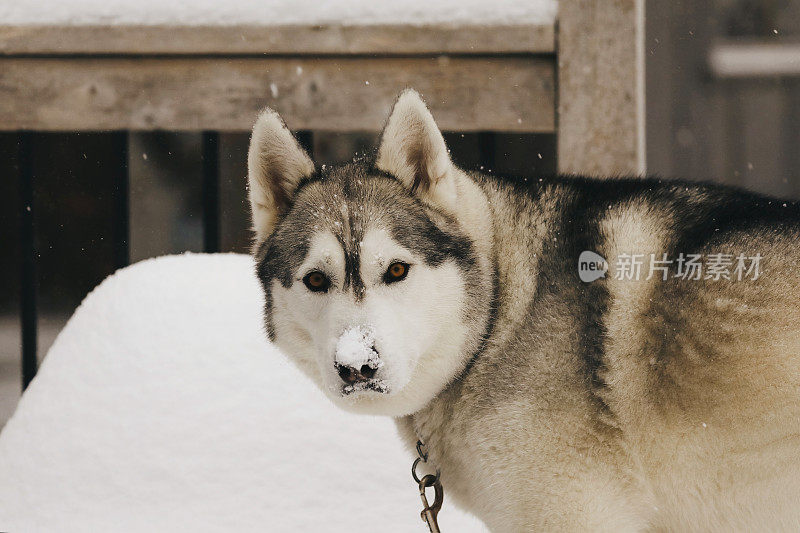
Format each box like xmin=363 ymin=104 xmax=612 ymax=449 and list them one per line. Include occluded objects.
xmin=247 ymin=90 xmax=800 ymax=531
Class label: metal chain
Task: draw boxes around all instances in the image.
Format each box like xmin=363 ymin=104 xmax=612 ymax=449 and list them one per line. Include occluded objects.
xmin=412 ymin=440 xmax=443 ymax=532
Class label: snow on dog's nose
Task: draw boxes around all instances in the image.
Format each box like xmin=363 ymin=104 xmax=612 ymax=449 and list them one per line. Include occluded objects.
xmin=334 ymin=326 xmax=386 ymax=392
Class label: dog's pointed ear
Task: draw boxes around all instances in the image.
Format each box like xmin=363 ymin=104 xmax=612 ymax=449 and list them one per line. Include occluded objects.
xmin=376 ymin=90 xmax=457 ymax=210
xmin=247 ymin=108 xmax=314 ymax=240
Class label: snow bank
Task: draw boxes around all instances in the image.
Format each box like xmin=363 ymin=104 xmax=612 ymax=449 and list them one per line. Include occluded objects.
xmin=0 ymin=0 xmax=557 ymax=27
xmin=0 ymin=253 xmax=486 ymax=532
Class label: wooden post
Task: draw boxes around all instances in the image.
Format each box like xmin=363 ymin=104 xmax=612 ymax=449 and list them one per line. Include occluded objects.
xmin=112 ymin=132 xmax=130 ymax=270
xmin=557 ymin=0 xmax=646 ymax=176
xmin=18 ymin=131 xmax=37 ymax=389
xmin=202 ymin=131 xmax=220 ymax=254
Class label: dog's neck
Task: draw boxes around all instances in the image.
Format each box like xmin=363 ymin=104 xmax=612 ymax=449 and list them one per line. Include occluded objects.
xmin=399 ymin=172 xmax=551 ymax=481
xmin=397 ymin=170 xmax=498 ymax=463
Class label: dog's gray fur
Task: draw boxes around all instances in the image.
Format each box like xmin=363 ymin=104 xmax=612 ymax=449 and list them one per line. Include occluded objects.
xmin=248 ymin=90 xmax=800 ymax=531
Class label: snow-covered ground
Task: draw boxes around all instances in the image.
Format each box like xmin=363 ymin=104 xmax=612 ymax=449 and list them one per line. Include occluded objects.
xmin=0 ymin=253 xmax=486 ymax=532
xmin=0 ymin=0 xmax=556 ymax=26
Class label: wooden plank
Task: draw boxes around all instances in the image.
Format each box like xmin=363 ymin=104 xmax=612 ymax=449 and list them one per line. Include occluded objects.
xmin=0 ymin=56 xmax=555 ymax=132
xmin=709 ymin=42 xmax=800 ymax=78
xmin=557 ymin=0 xmax=646 ymax=176
xmin=0 ymin=24 xmax=555 ymax=56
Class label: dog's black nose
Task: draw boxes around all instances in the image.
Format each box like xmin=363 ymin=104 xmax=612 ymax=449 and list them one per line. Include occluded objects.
xmin=336 ymin=363 xmax=376 ymax=384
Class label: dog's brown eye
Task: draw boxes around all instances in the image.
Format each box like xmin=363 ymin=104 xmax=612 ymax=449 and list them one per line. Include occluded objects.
xmin=303 ymin=271 xmax=330 ymax=292
xmin=384 ymin=262 xmax=409 ymax=284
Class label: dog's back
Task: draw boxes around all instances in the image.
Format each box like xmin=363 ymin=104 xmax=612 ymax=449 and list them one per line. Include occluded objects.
xmin=409 ymin=175 xmax=800 ymax=531
xmin=584 ymin=178 xmax=800 ymax=529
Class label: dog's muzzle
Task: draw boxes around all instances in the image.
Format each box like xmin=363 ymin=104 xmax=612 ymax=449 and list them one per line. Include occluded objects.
xmin=335 ymin=351 xmax=388 ymax=395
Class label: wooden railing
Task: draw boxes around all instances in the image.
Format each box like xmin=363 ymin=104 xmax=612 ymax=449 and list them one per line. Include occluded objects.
xmin=0 ymin=2 xmax=646 ymax=391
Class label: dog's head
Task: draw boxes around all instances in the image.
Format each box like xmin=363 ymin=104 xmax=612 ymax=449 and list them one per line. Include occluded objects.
xmin=248 ymin=90 xmax=493 ymax=416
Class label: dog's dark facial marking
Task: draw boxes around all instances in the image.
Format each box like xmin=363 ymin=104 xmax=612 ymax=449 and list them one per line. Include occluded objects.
xmin=257 ymin=161 xmax=475 ymax=289
xmin=340 ymin=236 xmax=366 ymax=301
xmin=387 ymin=214 xmax=474 ymax=271
xmin=254 ymin=160 xmax=480 ymax=340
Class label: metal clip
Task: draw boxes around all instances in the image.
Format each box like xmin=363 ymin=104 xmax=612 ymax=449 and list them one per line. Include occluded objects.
xmin=419 ymin=474 xmax=443 ymax=533
xmin=412 ymin=440 xmax=444 ymax=531
xmin=412 ymin=440 xmax=440 ymax=484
